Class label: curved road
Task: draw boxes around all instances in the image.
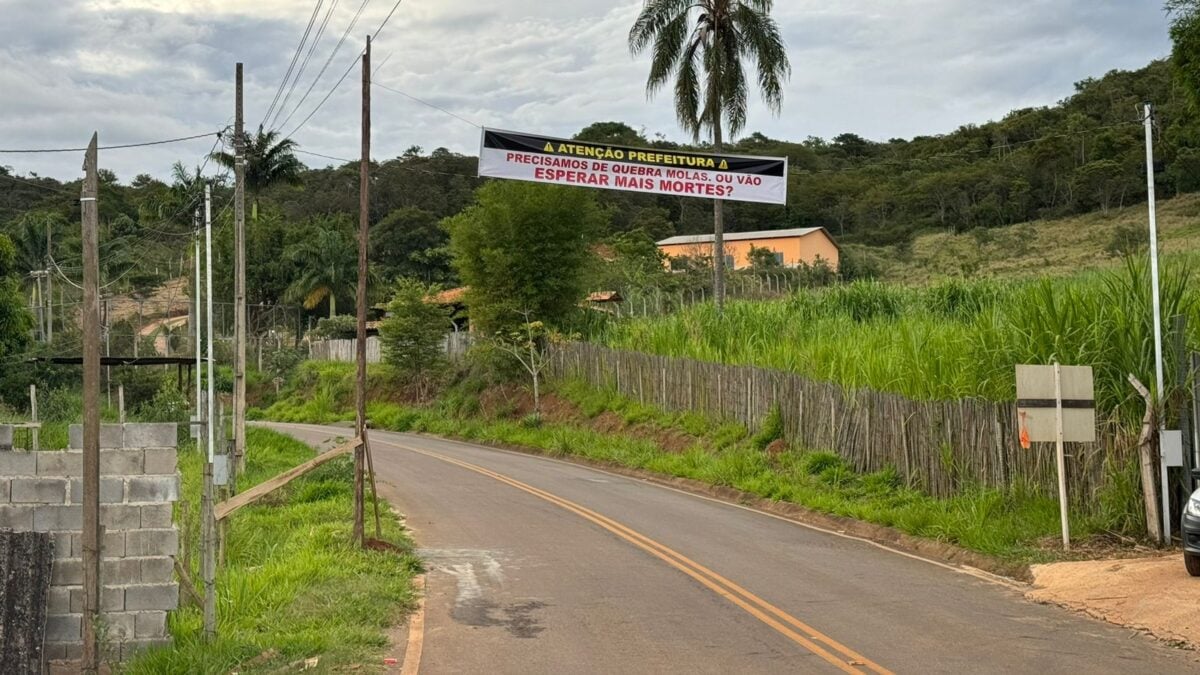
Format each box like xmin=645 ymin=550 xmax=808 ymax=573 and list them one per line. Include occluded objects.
xmin=265 ymin=422 xmax=1197 ymax=674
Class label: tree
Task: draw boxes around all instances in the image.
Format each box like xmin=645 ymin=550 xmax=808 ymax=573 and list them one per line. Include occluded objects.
xmin=747 ymin=244 xmax=782 ymax=271
xmin=284 ymin=218 xmax=359 ymax=318
xmin=575 ymin=121 xmax=648 ymax=146
xmin=370 ymin=207 xmax=453 ymax=283
xmin=212 ymin=126 xmax=304 ymax=220
xmin=629 ymin=0 xmax=791 ymax=311
xmin=0 ymin=234 xmax=33 ymax=362
xmin=379 ymin=278 xmax=452 ymax=394
xmin=1170 ymin=1 xmax=1200 ymax=111
xmin=490 ymin=310 xmax=554 ymax=416
xmin=446 ymin=181 xmax=608 ymax=334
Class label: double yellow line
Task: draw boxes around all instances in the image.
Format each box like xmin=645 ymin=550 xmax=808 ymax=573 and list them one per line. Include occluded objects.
xmin=380 ymin=439 xmax=892 ymax=675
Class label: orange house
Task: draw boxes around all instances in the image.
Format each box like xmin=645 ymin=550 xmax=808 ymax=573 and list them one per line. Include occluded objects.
xmin=656 ymin=227 xmax=839 ymax=271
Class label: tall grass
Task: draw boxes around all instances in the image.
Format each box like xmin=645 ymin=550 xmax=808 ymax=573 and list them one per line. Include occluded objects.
xmin=598 ymin=255 xmax=1200 ymax=422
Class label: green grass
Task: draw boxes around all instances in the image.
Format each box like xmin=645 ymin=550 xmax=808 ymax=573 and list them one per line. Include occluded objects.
xmin=124 ymin=427 xmax=421 ymax=674
xmin=874 ymin=192 xmax=1200 ymax=284
xmin=597 ymin=256 xmax=1200 ymax=424
xmin=256 ymin=375 xmax=1102 ymax=565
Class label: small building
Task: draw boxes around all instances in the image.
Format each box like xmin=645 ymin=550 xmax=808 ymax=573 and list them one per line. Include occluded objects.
xmin=656 ymin=227 xmax=839 ymax=271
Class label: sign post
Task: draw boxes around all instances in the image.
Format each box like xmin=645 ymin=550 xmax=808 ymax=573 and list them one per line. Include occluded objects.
xmin=478 ymin=128 xmax=788 ymax=205
xmin=1016 ymin=364 xmax=1096 ymax=551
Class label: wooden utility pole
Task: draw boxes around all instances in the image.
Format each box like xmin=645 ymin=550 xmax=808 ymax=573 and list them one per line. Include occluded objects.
xmin=353 ymin=36 xmax=371 ymax=546
xmin=45 ymin=220 xmax=53 ymax=343
xmin=80 ymin=133 xmax=101 ymax=674
xmin=234 ymin=63 xmax=247 ymax=472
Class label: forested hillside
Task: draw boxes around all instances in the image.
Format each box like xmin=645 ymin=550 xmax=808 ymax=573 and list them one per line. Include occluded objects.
xmin=1 ymin=58 xmax=1196 ymax=311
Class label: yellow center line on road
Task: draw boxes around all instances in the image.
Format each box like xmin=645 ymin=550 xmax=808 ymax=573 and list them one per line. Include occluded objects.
xmin=377 ymin=438 xmax=893 ymax=675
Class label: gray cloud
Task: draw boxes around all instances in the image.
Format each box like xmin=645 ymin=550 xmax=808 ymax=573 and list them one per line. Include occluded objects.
xmin=0 ymin=0 xmax=1173 ymax=181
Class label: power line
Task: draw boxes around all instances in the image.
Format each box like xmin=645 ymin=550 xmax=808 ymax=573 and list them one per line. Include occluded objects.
xmin=372 ymin=82 xmax=482 ymax=129
xmin=0 ymin=132 xmax=221 ymax=154
xmin=276 ymin=0 xmax=372 ymax=132
xmin=272 ymin=0 xmax=342 ymax=131
xmin=261 ymin=0 xmax=326 ymax=130
xmin=282 ymin=0 xmax=405 ymax=141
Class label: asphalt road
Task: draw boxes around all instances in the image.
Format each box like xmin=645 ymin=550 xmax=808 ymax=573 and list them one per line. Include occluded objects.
xmin=264 ymin=422 xmax=1198 ymax=674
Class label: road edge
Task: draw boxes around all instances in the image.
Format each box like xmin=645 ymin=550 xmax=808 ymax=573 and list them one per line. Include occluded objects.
xmin=409 ymin=431 xmax=1033 ymax=585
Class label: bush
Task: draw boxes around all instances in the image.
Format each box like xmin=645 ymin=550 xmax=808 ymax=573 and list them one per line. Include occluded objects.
xmin=311 ymin=315 xmax=359 ymax=340
xmin=751 ymin=403 xmax=784 ymax=451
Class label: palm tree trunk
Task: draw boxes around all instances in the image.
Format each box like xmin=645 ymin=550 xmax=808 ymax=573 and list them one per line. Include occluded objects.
xmin=252 ymin=198 xmax=259 ymax=222
xmin=329 ymin=293 xmax=337 ymax=318
xmin=712 ymin=105 xmax=727 ymax=313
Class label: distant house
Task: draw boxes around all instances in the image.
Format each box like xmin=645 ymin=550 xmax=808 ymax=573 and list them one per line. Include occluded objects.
xmin=656 ymin=227 xmax=839 ymax=271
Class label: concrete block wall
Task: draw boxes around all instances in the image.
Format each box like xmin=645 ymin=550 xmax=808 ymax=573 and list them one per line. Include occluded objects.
xmin=0 ymin=423 xmax=180 ymax=662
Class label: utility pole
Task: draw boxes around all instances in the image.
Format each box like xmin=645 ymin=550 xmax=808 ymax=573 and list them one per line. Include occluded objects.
xmin=203 ymin=184 xmax=217 ymax=639
xmin=1144 ymin=101 xmax=1169 ymax=544
xmin=45 ymin=220 xmax=53 ymax=343
xmin=195 ymin=209 xmax=202 ymax=430
xmin=80 ymin=133 xmax=101 ymax=674
xmin=353 ymin=36 xmax=371 ymax=546
xmin=234 ymin=62 xmax=247 ymax=473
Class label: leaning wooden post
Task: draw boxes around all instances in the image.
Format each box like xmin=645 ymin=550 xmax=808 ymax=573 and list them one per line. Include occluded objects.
xmin=29 ymin=384 xmax=38 ymax=452
xmin=1130 ymin=373 xmax=1164 ymax=544
xmin=80 ymin=133 xmax=102 ymax=674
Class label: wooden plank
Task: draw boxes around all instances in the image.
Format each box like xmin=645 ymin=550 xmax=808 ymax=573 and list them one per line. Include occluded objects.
xmin=215 ymin=437 xmax=361 ymax=521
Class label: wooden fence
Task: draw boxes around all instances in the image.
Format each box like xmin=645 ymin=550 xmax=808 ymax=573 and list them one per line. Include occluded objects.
xmin=549 ymin=342 xmax=1135 ymax=504
xmin=308 ymin=332 xmax=471 ymax=364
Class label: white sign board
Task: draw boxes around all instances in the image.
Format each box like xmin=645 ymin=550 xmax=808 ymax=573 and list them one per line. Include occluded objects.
xmin=1015 ymin=364 xmax=1096 ymax=443
xmin=478 ymin=128 xmax=789 ymax=205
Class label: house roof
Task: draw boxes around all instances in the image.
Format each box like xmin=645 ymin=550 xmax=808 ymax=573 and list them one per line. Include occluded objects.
xmin=586 ymin=291 xmax=623 ymax=303
xmin=656 ymin=227 xmax=829 ymax=247
xmin=428 ymin=287 xmax=468 ymax=305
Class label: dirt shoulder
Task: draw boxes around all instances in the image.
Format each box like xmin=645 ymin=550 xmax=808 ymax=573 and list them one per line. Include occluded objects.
xmin=1028 ymin=556 xmax=1200 ymax=649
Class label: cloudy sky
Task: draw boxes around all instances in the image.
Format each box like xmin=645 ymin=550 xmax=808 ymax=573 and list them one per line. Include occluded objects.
xmin=0 ymin=0 xmax=1174 ymax=181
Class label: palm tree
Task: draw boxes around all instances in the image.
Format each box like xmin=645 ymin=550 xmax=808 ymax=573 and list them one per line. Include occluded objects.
xmin=629 ymin=0 xmax=790 ymax=310
xmin=284 ymin=221 xmax=358 ymax=318
xmin=212 ymin=125 xmax=304 ymax=221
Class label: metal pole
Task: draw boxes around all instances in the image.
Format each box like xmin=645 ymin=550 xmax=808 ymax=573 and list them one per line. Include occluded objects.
xmin=203 ymin=183 xmax=217 ymax=639
xmin=80 ymin=132 xmax=101 ymax=674
xmin=353 ymin=35 xmax=371 ymax=546
xmin=1054 ymin=362 xmax=1070 ymax=551
xmin=234 ymin=62 xmax=247 ymax=473
xmin=1144 ymin=102 xmax=1169 ymax=539
xmin=195 ymin=218 xmax=202 ymax=429
xmin=29 ymin=385 xmax=38 ymax=452
xmin=206 ymin=185 xmax=215 ymax=465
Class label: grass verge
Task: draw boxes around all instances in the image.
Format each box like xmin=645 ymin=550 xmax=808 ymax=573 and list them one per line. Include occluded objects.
xmin=124 ymin=427 xmax=421 ymax=674
xmin=255 ymin=370 xmax=1119 ymax=567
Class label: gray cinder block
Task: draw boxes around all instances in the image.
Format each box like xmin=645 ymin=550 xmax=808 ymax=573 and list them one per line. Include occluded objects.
xmin=125 ymin=529 xmax=179 ymax=558
xmin=122 ymin=424 xmax=178 ymax=449
xmin=0 ymin=450 xmax=36 ymax=476
xmin=123 ymin=584 xmax=178 ymax=611
xmin=36 ymin=452 xmax=82 ymax=477
xmin=33 ymin=505 xmax=81 ymax=532
xmin=141 ymin=448 xmax=178 ymax=475
xmin=11 ymin=478 xmax=68 ymax=504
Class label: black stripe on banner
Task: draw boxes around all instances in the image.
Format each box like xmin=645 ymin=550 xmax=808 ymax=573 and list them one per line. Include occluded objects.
xmin=1016 ymin=399 xmax=1094 ymax=410
xmin=482 ymin=129 xmax=786 ymax=178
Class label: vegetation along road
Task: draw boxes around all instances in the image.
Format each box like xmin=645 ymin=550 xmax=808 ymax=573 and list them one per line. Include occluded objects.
xmin=265 ymin=422 xmax=1197 ymax=674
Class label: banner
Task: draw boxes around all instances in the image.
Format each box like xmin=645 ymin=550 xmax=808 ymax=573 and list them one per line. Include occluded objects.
xmin=478 ymin=128 xmax=788 ymax=205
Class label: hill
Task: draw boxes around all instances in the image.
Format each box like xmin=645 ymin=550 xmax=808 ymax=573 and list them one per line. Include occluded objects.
xmin=859 ymin=192 xmax=1200 ymax=283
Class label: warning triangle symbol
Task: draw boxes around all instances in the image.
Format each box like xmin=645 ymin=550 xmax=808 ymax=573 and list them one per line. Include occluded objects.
xmin=544 ymin=142 xmax=555 ymax=152
xmin=719 ymin=160 xmax=729 ymax=170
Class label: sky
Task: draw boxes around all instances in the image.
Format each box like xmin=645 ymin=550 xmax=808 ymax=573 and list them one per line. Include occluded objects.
xmin=0 ymin=0 xmax=1175 ymax=182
